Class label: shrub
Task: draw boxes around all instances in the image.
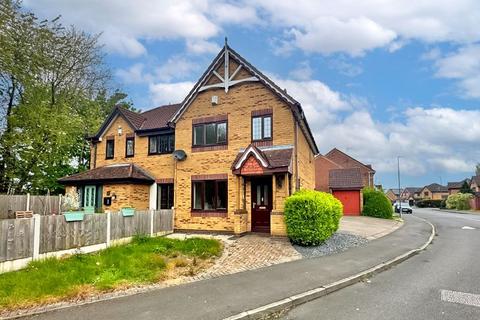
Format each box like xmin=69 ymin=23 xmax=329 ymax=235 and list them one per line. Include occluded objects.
xmin=362 ymin=187 xmax=376 ymax=205
xmin=284 ymin=190 xmax=343 ymax=246
xmin=416 ymin=199 xmax=444 ymax=208
xmin=362 ymin=190 xmax=393 ymax=219
xmin=446 ymin=193 xmax=473 ymax=210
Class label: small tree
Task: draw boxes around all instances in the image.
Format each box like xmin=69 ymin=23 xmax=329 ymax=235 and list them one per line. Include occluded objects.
xmin=460 ymin=181 xmax=473 ymax=194
xmin=476 ymin=163 xmax=480 ymax=176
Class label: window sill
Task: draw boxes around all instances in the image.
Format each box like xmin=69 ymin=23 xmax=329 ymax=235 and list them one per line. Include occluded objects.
xmin=192 ymin=144 xmax=228 ymax=153
xmin=252 ymin=140 xmax=273 ymax=147
xmin=148 ymin=152 xmax=174 ymax=156
xmin=191 ymin=211 xmax=228 ymax=217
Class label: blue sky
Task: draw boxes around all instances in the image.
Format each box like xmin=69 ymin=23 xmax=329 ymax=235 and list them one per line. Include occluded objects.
xmin=24 ymin=0 xmax=480 ymax=189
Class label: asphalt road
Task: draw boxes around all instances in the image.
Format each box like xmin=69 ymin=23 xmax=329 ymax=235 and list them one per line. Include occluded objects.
xmin=282 ymin=208 xmax=480 ymax=320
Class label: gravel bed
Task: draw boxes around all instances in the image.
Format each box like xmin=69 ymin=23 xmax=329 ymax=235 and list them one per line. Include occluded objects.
xmin=293 ymin=232 xmax=368 ymax=258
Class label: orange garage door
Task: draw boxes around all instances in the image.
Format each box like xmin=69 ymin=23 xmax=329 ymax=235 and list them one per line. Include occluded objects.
xmin=332 ymin=190 xmax=360 ymax=216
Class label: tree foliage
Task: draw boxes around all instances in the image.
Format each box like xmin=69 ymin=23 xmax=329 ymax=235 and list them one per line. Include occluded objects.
xmin=459 ymin=181 xmax=473 ymax=194
xmin=0 ymin=1 xmax=131 ymax=194
xmin=476 ymin=163 xmax=480 ymax=176
xmin=446 ymin=193 xmax=473 ymax=210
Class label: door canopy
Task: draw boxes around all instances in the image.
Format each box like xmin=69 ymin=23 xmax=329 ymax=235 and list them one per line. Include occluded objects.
xmin=232 ymin=144 xmax=293 ymax=176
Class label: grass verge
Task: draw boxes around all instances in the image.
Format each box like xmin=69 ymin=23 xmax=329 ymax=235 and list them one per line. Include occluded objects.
xmin=0 ymin=235 xmax=222 ymax=311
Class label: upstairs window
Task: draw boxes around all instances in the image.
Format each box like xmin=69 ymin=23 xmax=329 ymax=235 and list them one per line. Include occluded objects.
xmin=193 ymin=121 xmax=227 ymax=147
xmin=149 ymin=134 xmax=175 ymax=155
xmin=125 ymin=137 xmax=135 ymax=157
xmin=106 ymin=139 xmax=115 ymax=159
xmin=252 ymin=115 xmax=272 ymax=141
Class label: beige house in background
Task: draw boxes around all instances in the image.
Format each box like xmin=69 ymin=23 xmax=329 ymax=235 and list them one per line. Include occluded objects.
xmin=418 ymin=183 xmax=448 ymax=200
xmin=385 ymin=188 xmax=402 ymax=203
xmin=59 ymin=43 xmax=318 ymax=236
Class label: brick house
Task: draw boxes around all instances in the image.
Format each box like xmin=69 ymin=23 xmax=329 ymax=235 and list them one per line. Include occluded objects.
xmin=59 ymin=43 xmax=318 ymax=236
xmin=470 ymin=176 xmax=480 ymax=193
xmin=447 ymin=179 xmax=470 ymax=195
xmin=400 ymin=187 xmax=421 ymax=204
xmin=418 ymin=183 xmax=448 ymax=200
xmin=324 ymin=148 xmax=375 ymax=187
xmin=315 ymin=150 xmax=375 ymax=215
xmin=385 ymin=188 xmax=402 ymax=203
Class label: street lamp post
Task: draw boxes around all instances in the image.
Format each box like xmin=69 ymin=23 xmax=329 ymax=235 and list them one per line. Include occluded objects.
xmin=397 ymin=156 xmax=402 ymax=218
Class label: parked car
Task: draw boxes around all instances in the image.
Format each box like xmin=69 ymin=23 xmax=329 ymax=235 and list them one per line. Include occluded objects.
xmin=394 ymin=202 xmax=413 ymax=214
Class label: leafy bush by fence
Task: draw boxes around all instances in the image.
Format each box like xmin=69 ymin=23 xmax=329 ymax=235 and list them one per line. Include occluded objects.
xmin=362 ymin=189 xmax=393 ymax=219
xmin=446 ymin=193 xmax=474 ymax=210
xmin=284 ymin=190 xmax=343 ymax=246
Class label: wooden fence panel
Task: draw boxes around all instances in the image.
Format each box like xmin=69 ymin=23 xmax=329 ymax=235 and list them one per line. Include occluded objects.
xmin=39 ymin=214 xmax=107 ymax=253
xmin=0 ymin=194 xmax=63 ymax=218
xmin=110 ymin=211 xmax=151 ymax=240
xmin=153 ymin=210 xmax=173 ymax=233
xmin=0 ymin=218 xmax=33 ymax=262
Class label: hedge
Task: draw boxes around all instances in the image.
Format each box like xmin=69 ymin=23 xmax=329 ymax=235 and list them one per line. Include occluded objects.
xmin=416 ymin=199 xmax=444 ymax=208
xmin=362 ymin=189 xmax=393 ymax=219
xmin=284 ymin=190 xmax=343 ymax=246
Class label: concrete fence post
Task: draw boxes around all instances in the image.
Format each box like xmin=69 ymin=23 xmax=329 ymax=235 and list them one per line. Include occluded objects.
xmin=150 ymin=209 xmax=154 ymax=237
xmin=26 ymin=193 xmax=31 ymax=211
xmin=106 ymin=211 xmax=111 ymax=247
xmin=32 ymin=214 xmax=41 ymax=260
xmin=171 ymin=207 xmax=175 ymax=232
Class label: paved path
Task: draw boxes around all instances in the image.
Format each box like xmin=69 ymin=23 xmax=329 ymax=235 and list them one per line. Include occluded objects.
xmin=282 ymin=208 xmax=480 ymax=320
xmin=340 ymin=216 xmax=402 ymax=240
xmin=24 ymin=215 xmax=429 ymax=320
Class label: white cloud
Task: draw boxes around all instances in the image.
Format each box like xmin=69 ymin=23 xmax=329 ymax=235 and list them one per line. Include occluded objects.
xmin=261 ymin=75 xmax=480 ymax=176
xmin=186 ymin=39 xmax=221 ymax=55
xmin=116 ymin=63 xmax=151 ymax=84
xmin=24 ymin=0 xmax=221 ymax=57
xmin=434 ymin=45 xmax=480 ymax=98
xmin=149 ymin=81 xmax=194 ymax=105
xmin=289 ymin=61 xmax=313 ymax=81
xmin=252 ymin=0 xmax=480 ymax=56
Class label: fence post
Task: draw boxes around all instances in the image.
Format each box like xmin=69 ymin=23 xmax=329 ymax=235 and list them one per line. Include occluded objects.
xmin=106 ymin=212 xmax=111 ymax=247
xmin=58 ymin=194 xmax=62 ymax=214
xmin=26 ymin=193 xmax=30 ymax=211
xmin=32 ymin=214 xmax=41 ymax=260
xmin=150 ymin=209 xmax=154 ymax=237
xmin=171 ymin=207 xmax=175 ymax=232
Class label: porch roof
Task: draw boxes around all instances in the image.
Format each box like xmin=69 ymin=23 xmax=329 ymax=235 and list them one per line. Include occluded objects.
xmin=58 ymin=163 xmax=155 ymax=185
xmin=232 ymin=145 xmax=293 ymax=175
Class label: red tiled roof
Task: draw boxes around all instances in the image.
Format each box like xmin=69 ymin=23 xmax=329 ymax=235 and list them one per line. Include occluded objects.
xmin=329 ymin=168 xmax=363 ymax=190
xmin=118 ymin=107 xmax=146 ymax=129
xmin=58 ymin=163 xmax=155 ymax=184
xmin=424 ymin=183 xmax=448 ymax=193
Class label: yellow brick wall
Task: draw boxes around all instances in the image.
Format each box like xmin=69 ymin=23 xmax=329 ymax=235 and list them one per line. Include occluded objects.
xmin=102 ymin=184 xmax=150 ymax=212
xmin=174 ymin=82 xmax=298 ymax=231
xmin=296 ymin=124 xmax=316 ymax=190
xmin=91 ymin=115 xmax=175 ymax=181
xmin=271 ymin=211 xmax=287 ymax=236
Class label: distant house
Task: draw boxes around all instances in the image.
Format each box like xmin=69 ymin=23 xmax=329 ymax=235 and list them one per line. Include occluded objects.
xmin=324 ymin=148 xmax=375 ymax=187
xmin=314 ymin=155 xmax=342 ymax=192
xmin=315 ymin=150 xmax=375 ymax=216
xmin=419 ymin=183 xmax=448 ymax=200
xmin=447 ymin=179 xmax=470 ymax=195
xmin=400 ymin=187 xmax=421 ymax=203
xmin=470 ymin=176 xmax=480 ymax=193
xmin=385 ymin=188 xmax=402 ymax=203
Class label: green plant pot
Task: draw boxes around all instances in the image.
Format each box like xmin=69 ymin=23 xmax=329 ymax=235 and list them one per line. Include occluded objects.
xmin=121 ymin=208 xmax=135 ymax=217
xmin=63 ymin=211 xmax=85 ymax=222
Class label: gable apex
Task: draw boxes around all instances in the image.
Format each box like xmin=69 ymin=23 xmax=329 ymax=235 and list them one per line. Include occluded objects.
xmin=169 ymin=43 xmax=319 ymax=154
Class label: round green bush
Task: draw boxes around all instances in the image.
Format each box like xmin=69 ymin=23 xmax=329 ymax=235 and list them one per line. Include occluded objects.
xmin=446 ymin=193 xmax=473 ymax=210
xmin=284 ymin=190 xmax=343 ymax=246
xmin=362 ymin=190 xmax=393 ymax=219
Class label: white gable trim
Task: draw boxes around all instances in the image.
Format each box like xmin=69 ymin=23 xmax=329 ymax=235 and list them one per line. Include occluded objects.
xmin=234 ymin=146 xmax=268 ymax=170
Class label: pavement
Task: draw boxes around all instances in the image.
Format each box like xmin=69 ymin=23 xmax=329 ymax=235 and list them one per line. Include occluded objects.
xmin=339 ymin=216 xmax=403 ymax=240
xmin=21 ymin=215 xmax=431 ymax=320
xmin=282 ymin=208 xmax=480 ymax=320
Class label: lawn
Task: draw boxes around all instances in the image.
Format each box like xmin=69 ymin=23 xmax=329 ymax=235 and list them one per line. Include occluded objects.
xmin=0 ymin=236 xmax=222 ymax=310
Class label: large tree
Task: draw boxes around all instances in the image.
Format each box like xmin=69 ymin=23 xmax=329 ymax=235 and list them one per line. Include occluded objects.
xmin=0 ymin=1 xmax=131 ymax=194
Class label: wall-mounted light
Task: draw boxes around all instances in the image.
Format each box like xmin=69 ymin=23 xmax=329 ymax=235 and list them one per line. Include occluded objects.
xmin=112 ymin=193 xmax=117 ymax=201
xmin=117 ymin=126 xmax=123 ymax=136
